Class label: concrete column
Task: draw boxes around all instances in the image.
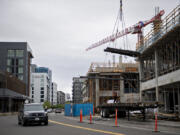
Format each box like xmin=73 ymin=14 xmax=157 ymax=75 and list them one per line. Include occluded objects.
xmin=139 ymin=59 xmax=143 ymax=102
xmin=120 ymin=78 xmax=124 ymax=103
xmin=155 ymin=49 xmax=159 ymax=102
xmin=164 ymin=91 xmax=167 ymax=112
xmin=95 ymin=77 xmax=99 ymax=107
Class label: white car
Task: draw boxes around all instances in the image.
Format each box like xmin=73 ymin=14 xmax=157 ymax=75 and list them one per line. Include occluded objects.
xmin=47 ymin=108 xmax=53 ymax=113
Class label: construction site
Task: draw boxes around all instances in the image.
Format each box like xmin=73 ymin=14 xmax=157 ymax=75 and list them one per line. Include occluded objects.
xmin=79 ymin=2 xmax=180 ymax=119
xmin=83 ymin=59 xmax=139 ymax=107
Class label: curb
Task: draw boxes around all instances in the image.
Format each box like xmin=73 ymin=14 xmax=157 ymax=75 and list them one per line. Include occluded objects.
xmin=0 ymin=112 xmax=18 ymax=116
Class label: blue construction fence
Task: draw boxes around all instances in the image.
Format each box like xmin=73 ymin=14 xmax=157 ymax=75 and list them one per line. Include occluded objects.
xmin=64 ymin=103 xmax=93 ymax=117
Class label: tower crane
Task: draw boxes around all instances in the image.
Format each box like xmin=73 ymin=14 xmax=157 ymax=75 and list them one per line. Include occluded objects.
xmin=86 ymin=10 xmax=165 ymax=51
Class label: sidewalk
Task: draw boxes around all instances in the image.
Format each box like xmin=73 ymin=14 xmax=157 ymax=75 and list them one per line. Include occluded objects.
xmin=64 ymin=114 xmax=180 ymax=134
xmin=90 ymin=115 xmax=180 ymax=128
xmin=0 ymin=112 xmax=18 ymax=116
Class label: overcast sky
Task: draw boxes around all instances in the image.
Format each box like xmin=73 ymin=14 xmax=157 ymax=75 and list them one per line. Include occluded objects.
xmin=0 ymin=0 xmax=179 ymax=95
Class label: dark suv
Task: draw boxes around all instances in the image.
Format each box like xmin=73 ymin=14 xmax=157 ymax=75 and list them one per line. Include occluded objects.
xmin=18 ymin=103 xmax=48 ymax=126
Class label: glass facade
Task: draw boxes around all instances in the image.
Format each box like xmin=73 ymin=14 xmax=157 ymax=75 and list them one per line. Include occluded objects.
xmin=35 ymin=67 xmax=49 ymax=73
xmin=18 ymin=67 xmax=23 ymax=74
xmin=7 ymin=50 xmax=15 ymax=57
xmin=16 ymin=50 xmax=24 ymax=57
xmin=7 ymin=59 xmax=11 ymax=66
xmin=6 ymin=49 xmax=24 ymax=81
xmin=18 ymin=59 xmax=23 ymax=66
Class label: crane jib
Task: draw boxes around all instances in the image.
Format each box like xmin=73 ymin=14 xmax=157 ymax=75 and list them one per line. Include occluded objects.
xmin=86 ymin=9 xmax=165 ymax=51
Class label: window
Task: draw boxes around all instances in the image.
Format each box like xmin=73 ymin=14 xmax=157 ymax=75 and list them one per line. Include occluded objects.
xmin=18 ymin=67 xmax=23 ymax=73
xmin=8 ymin=50 xmax=15 ymax=57
xmin=18 ymin=75 xmax=23 ymax=80
xmin=32 ymin=95 xmax=34 ymax=98
xmin=40 ymin=87 xmax=44 ymax=90
xmin=7 ymin=59 xmax=11 ymax=66
xmin=32 ymin=87 xmax=34 ymax=90
xmin=40 ymin=79 xmax=44 ymax=82
xmin=40 ymin=91 xmax=44 ymax=94
xmin=40 ymin=95 xmax=44 ymax=98
xmin=11 ymin=67 xmax=14 ymax=73
xmin=40 ymin=99 xmax=44 ymax=102
xmin=7 ymin=67 xmax=11 ymax=73
xmin=18 ymin=59 xmax=23 ymax=66
xmin=32 ymin=91 xmax=34 ymax=94
xmin=16 ymin=50 xmax=24 ymax=57
xmin=16 ymin=59 xmax=24 ymax=66
xmin=7 ymin=59 xmax=15 ymax=66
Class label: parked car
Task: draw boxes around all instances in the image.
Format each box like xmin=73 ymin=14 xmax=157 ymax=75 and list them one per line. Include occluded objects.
xmin=47 ymin=108 xmax=53 ymax=113
xmin=18 ymin=103 xmax=48 ymax=126
xmin=55 ymin=108 xmax=62 ymax=113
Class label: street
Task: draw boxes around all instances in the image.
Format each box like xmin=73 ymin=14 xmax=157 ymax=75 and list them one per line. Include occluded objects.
xmin=0 ymin=113 xmax=179 ymax=135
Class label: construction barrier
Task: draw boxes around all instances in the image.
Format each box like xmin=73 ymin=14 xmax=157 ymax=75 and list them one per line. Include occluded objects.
xmin=93 ymin=105 xmax=95 ymax=116
xmin=64 ymin=103 xmax=93 ymax=117
xmin=64 ymin=104 xmax=72 ymax=116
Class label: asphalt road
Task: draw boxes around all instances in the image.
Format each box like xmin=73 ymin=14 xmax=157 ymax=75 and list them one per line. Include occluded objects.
xmin=0 ymin=113 xmax=178 ymax=135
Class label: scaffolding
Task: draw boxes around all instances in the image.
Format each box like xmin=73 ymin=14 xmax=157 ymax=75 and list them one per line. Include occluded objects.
xmin=88 ymin=62 xmax=138 ymax=73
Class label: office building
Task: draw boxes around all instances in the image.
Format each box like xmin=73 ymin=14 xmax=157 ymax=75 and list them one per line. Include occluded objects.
xmin=51 ymin=82 xmax=57 ymax=105
xmin=65 ymin=93 xmax=71 ymax=102
xmin=0 ymin=42 xmax=33 ymax=112
xmin=72 ymin=77 xmax=84 ymax=104
xmin=57 ymin=91 xmax=65 ymax=104
xmin=30 ymin=66 xmax=52 ymax=103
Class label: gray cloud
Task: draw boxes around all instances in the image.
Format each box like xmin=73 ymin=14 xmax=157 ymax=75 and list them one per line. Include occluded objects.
xmin=0 ymin=0 xmax=179 ymax=94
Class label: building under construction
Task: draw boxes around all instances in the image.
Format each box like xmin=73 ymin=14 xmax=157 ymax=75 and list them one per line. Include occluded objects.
xmin=84 ymin=4 xmax=180 ymax=118
xmin=136 ymin=5 xmax=180 ymax=115
xmin=104 ymin=5 xmax=180 ymax=116
xmin=82 ymin=58 xmax=139 ymax=108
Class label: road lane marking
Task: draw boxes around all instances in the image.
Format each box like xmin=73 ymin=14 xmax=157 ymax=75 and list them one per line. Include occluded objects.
xmin=49 ymin=120 xmax=124 ymax=135
xmin=61 ymin=117 xmax=180 ymax=135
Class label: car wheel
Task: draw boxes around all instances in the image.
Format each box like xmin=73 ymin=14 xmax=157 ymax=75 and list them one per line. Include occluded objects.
xmin=18 ymin=120 xmax=21 ymax=125
xmin=18 ymin=118 xmax=21 ymax=125
xmin=22 ymin=120 xmax=26 ymax=126
xmin=44 ymin=121 xmax=48 ymax=125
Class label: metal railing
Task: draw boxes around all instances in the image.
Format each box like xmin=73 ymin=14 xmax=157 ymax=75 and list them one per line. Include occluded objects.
xmin=136 ymin=4 xmax=180 ymax=52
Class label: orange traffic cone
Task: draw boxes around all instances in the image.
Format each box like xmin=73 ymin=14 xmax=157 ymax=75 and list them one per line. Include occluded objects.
xmin=153 ymin=112 xmax=159 ymax=132
xmin=80 ymin=109 xmax=83 ymax=123
xmin=115 ymin=109 xmax=118 ymax=127
xmin=89 ymin=111 xmax=93 ymax=124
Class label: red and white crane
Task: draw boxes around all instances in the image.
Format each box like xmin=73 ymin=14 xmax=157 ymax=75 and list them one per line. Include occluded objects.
xmin=86 ymin=10 xmax=165 ymax=51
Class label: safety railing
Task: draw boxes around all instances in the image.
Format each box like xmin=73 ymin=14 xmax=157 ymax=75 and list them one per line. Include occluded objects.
xmin=136 ymin=4 xmax=180 ymax=52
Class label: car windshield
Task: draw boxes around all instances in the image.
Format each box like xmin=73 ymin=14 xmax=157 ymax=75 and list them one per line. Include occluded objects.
xmin=24 ymin=105 xmax=44 ymax=111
